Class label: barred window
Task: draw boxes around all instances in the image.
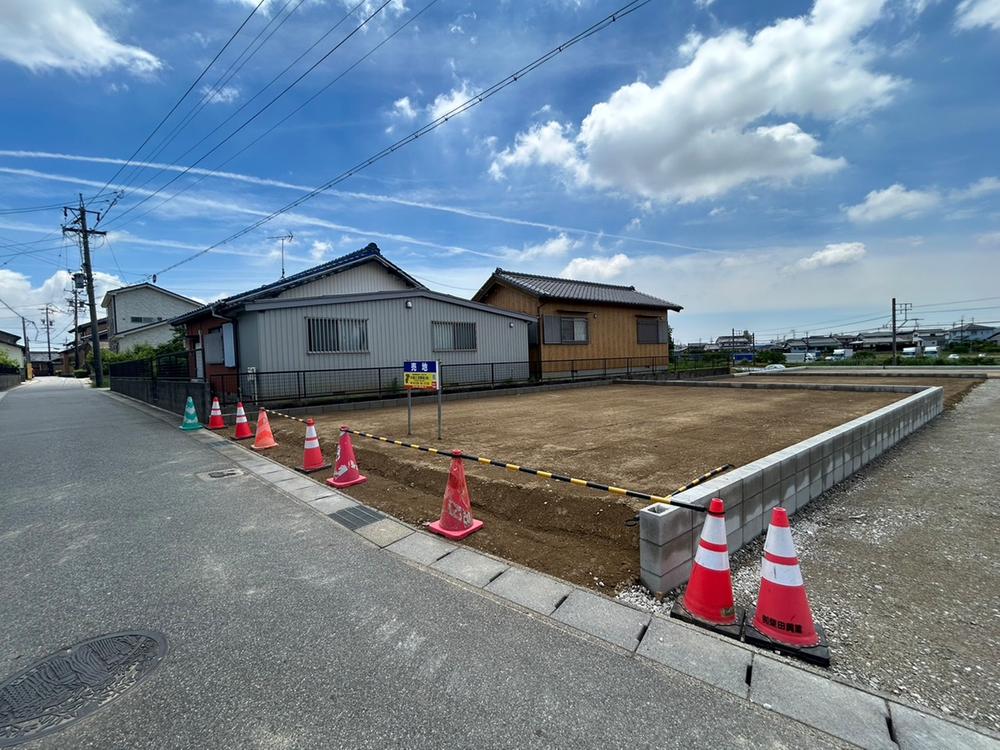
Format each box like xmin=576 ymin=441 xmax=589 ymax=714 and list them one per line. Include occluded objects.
xmin=432 ymin=321 xmax=477 ymax=351
xmin=307 ymin=318 xmax=368 ymax=353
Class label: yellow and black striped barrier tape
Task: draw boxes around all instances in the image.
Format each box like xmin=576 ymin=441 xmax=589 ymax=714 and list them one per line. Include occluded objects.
xmin=341 ymin=426 xmax=731 ymax=513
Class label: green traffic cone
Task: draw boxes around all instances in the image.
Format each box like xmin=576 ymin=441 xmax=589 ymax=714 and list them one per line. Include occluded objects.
xmin=179 ymin=396 xmax=204 ymax=430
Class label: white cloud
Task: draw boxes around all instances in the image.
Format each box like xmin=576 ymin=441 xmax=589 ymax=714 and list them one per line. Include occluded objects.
xmin=694 ymin=0 xmax=716 ymax=9
xmin=428 ymin=80 xmax=474 ymax=121
xmin=845 ymin=177 xmax=999 ymax=222
xmin=201 ymin=85 xmax=240 ymax=104
xmin=504 ymin=233 xmax=580 ymax=261
xmin=0 ymin=0 xmax=161 ymax=75
xmin=845 ymin=184 xmax=940 ymax=223
xmin=490 ymin=0 xmax=899 ymax=203
xmin=625 ymin=217 xmax=642 ymax=232
xmin=955 ymin=0 xmax=1000 ymax=30
xmin=392 ymin=96 xmax=417 ymax=120
xmin=794 ymin=242 xmax=867 ymax=271
xmin=561 ymin=253 xmax=634 ymax=280
xmin=310 ymin=240 xmax=332 ymax=260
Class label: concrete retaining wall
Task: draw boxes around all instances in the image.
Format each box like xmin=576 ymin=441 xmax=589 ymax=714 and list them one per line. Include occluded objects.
xmin=638 ymin=385 xmax=945 ymax=594
xmin=110 ymin=377 xmax=210 ymax=417
xmin=0 ymin=373 xmax=20 ymax=391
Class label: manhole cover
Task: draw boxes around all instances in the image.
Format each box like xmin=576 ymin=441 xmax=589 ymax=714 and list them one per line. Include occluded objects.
xmin=0 ymin=631 xmax=167 ymax=747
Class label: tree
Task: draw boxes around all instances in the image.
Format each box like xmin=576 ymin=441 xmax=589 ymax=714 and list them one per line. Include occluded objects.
xmin=755 ymin=350 xmax=786 ymax=365
xmin=0 ymin=350 xmax=20 ymax=369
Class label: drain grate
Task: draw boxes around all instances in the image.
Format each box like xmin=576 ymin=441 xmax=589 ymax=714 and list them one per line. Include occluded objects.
xmin=0 ymin=631 xmax=167 ymax=747
xmin=329 ymin=505 xmax=385 ymax=530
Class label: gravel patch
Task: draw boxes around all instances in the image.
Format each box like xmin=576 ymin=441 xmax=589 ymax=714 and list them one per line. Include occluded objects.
xmin=619 ymin=380 xmax=1000 ymax=732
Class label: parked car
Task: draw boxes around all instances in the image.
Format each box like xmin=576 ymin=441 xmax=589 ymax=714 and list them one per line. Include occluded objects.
xmin=764 ymin=364 xmax=787 ymax=371
xmin=947 ymin=353 xmax=960 ymax=361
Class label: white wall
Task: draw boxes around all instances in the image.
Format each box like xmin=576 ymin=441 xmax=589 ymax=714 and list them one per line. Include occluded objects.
xmin=106 ymin=286 xmax=199 ymax=336
xmin=115 ymin=322 xmax=179 ymax=353
xmin=276 ymin=262 xmax=412 ymax=299
xmin=0 ymin=341 xmax=24 ymax=369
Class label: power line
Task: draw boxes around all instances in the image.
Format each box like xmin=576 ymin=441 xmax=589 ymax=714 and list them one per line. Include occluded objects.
xmin=119 ymin=0 xmax=308 ymax=192
xmin=146 ymin=0 xmax=654 ymax=278
xmin=106 ymin=0 xmax=440 ymax=234
xmin=103 ymin=0 xmax=395 ymax=229
xmin=92 ymin=0 xmax=269 ymax=201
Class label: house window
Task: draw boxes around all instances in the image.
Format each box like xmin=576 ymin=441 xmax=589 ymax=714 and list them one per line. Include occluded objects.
xmin=130 ymin=316 xmax=157 ymax=324
xmin=637 ymin=317 xmax=666 ymax=344
xmin=560 ymin=316 xmax=588 ymax=343
xmin=543 ymin=315 xmax=588 ymax=344
xmin=307 ymin=318 xmax=368 ymax=353
xmin=432 ymin=322 xmax=477 ymax=351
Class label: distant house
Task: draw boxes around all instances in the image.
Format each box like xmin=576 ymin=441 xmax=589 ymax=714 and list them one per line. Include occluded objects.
xmin=472 ymin=269 xmax=682 ymax=375
xmin=29 ymin=350 xmax=60 ymax=376
xmin=785 ymin=335 xmax=840 ymax=353
xmin=715 ymin=333 xmax=753 ymax=351
xmin=947 ymin=323 xmax=998 ymax=344
xmin=0 ymin=329 xmax=26 ymax=377
xmin=101 ymin=283 xmax=200 ymax=354
xmin=170 ymin=244 xmax=533 ymax=393
xmin=60 ymin=318 xmax=110 ymax=374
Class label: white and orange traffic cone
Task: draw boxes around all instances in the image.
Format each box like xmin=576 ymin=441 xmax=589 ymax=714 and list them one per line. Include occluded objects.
xmin=327 ymin=426 xmax=367 ymax=488
xmin=671 ymin=498 xmax=743 ymax=637
xmin=233 ymin=402 xmax=253 ymax=440
xmin=427 ymin=451 xmax=483 ymax=540
xmin=297 ymin=418 xmax=331 ymax=474
xmin=743 ymin=507 xmax=830 ymax=666
xmin=251 ymin=409 xmax=278 ymax=450
xmin=207 ymin=397 xmax=225 ymax=430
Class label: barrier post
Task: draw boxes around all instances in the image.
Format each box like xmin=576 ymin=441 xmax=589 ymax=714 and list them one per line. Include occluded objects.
xmin=437 ymin=364 xmax=443 ymax=440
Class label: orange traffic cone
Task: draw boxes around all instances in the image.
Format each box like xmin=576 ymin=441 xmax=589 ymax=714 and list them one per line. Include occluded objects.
xmin=233 ymin=402 xmax=253 ymax=440
xmin=327 ymin=426 xmax=367 ymax=488
xmin=251 ymin=409 xmax=278 ymax=450
xmin=671 ymin=498 xmax=743 ymax=638
xmin=743 ymin=507 xmax=830 ymax=666
xmin=207 ymin=397 xmax=225 ymax=430
xmin=427 ymin=451 xmax=483 ymax=540
xmin=297 ymin=418 xmax=331 ymax=473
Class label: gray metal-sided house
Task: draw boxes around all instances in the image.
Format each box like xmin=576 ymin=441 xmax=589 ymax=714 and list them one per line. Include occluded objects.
xmin=171 ymin=243 xmax=533 ymax=401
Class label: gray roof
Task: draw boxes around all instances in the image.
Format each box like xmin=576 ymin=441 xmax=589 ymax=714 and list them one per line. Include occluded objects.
xmin=476 ymin=269 xmax=682 ymax=311
xmin=101 ymin=282 xmax=199 ymax=309
xmin=171 ymin=243 xmax=424 ymax=324
xmin=0 ymin=329 xmax=21 ymax=346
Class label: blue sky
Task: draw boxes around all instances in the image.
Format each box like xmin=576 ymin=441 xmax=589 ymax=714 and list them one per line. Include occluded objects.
xmin=1 ymin=0 xmax=998 ymax=352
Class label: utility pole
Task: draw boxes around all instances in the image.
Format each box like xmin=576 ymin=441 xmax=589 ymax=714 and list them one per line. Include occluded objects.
xmin=21 ymin=316 xmax=32 ymax=379
xmin=67 ymin=272 xmax=86 ymax=369
xmin=40 ymin=304 xmax=54 ymax=365
xmin=268 ymin=232 xmax=294 ymax=278
xmin=63 ymin=194 xmax=107 ymax=387
xmin=891 ymin=297 xmax=897 ymax=366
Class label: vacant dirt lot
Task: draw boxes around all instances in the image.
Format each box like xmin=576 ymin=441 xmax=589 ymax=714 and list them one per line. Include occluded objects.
xmin=743 ymin=374 xmax=982 ymax=408
xmin=258 ymin=384 xmax=906 ymax=588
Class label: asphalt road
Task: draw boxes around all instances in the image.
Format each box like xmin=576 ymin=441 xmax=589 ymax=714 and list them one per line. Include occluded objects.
xmin=0 ymin=378 xmax=837 ymax=749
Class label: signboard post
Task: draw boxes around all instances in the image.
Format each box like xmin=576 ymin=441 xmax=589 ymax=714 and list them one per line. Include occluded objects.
xmin=403 ymin=360 xmax=442 ymax=439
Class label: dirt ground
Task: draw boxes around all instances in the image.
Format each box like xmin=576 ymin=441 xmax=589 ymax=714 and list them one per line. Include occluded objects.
xmin=743 ymin=374 xmax=982 ymax=408
xmin=256 ymin=384 xmax=907 ymax=588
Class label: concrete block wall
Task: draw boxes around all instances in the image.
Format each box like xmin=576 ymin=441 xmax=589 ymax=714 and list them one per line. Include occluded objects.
xmin=639 ymin=386 xmax=944 ymax=594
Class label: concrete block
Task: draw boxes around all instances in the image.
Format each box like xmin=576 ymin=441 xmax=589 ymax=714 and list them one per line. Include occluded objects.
xmin=780 ymin=455 xmax=797 ymax=481
xmin=637 ymin=617 xmax=751 ymax=698
xmin=834 ymin=463 xmax=845 ymax=482
xmin=822 ymin=469 xmax=835 ymax=492
xmin=808 ymin=443 xmax=823 ymax=466
xmin=795 ymin=467 xmax=810 ymax=495
xmin=741 ymin=519 xmax=763 ymax=544
xmin=640 ymin=560 xmax=691 ymax=594
xmin=272 ymin=475 xmax=316 ymax=493
xmin=310 ymin=494 xmax=356 ymax=515
xmin=809 ymin=477 xmax=822 ymax=498
xmin=742 ymin=492 xmax=762 ymax=526
xmin=639 ymin=503 xmax=694 ymax=545
xmin=355 ymin=518 xmax=413 ymax=547
xmin=742 ymin=471 xmax=762 ymax=501
xmin=385 ymin=532 xmax=455 ymax=566
xmin=717 ymin=479 xmax=743 ymax=507
xmin=551 ymin=590 xmax=650 ymax=652
xmin=762 ymin=481 xmax=781 ymax=514
xmin=485 ymin=568 xmax=572 ymax=616
xmin=780 ymin=474 xmax=796 ymax=505
xmin=761 ymin=462 xmax=780 ymax=491
xmin=750 ymin=656 xmax=894 ymax=750
xmin=726 ymin=526 xmax=743 ymax=551
xmin=889 ymin=703 xmax=1000 ymax=749
xmin=431 ymin=547 xmax=508 ymax=587
xmin=795 ymin=450 xmax=810 ymax=475
xmin=288 ymin=484 xmax=337 ymax=503
xmin=640 ymin=530 xmax=692 ymax=575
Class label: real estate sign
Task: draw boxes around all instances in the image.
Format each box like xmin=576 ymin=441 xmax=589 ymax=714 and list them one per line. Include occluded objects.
xmin=403 ymin=360 xmax=439 ymax=391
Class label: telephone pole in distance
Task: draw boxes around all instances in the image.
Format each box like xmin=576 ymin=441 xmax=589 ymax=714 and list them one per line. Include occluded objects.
xmin=63 ymin=194 xmax=106 ymax=387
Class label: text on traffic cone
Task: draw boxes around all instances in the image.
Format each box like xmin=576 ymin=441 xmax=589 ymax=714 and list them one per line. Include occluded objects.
xmin=427 ymin=451 xmax=483 ymax=540
xmin=327 ymin=426 xmax=367 ymax=488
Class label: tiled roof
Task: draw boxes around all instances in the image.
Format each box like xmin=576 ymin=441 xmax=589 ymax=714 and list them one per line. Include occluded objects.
xmin=480 ymin=269 xmax=682 ymax=310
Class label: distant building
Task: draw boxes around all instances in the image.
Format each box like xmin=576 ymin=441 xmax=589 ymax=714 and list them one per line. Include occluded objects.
xmin=947 ymin=323 xmax=998 ymax=344
xmin=714 ymin=332 xmax=753 ymax=351
xmin=0 ymin=329 xmax=26 ymax=377
xmin=101 ymin=283 xmax=200 ymax=354
xmin=29 ymin=350 xmax=60 ymax=376
xmin=60 ymin=318 xmax=110 ymax=374
xmin=474 ymin=268 xmax=681 ymax=373
xmin=785 ymin=335 xmax=840 ymax=353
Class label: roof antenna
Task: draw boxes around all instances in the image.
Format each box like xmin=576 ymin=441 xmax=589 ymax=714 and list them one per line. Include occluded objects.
xmin=268 ymin=232 xmax=294 ymax=278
